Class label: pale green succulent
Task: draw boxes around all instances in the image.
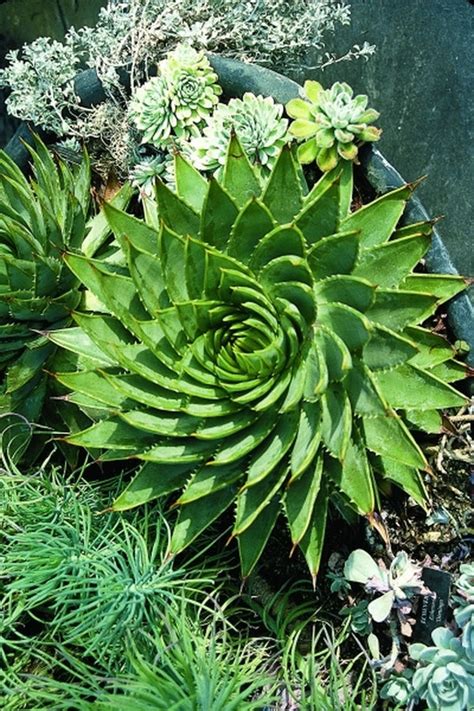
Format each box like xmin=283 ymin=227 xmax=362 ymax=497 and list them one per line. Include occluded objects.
xmin=188 ymin=93 xmax=288 ymax=175
xmin=129 ymin=76 xmax=175 ymax=148
xmin=455 ymin=605 xmax=474 ymax=663
xmin=344 ymin=549 xmax=427 ymax=622
xmin=287 ymin=80 xmax=381 ymax=172
xmin=454 ymin=563 xmax=474 ymax=607
xmin=380 ymin=672 xmax=413 ymax=706
xmin=129 ymin=153 xmax=174 ymax=196
xmin=340 ymin=600 xmax=372 ymax=636
xmin=410 ymin=628 xmax=474 ymax=711
xmin=160 ymin=45 xmax=221 ymax=129
xmin=47 ymin=136 xmax=468 ymax=579
xmin=453 ymin=564 xmax=474 ymax=663
xmin=129 ymin=44 xmax=222 ymax=149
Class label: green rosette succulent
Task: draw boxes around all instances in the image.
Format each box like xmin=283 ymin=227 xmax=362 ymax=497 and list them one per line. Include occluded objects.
xmin=380 ymin=672 xmax=413 ymax=706
xmin=130 ymin=45 xmax=222 ymax=148
xmin=410 ymin=628 xmax=474 ymax=711
xmin=0 ymin=138 xmax=90 ymax=438
xmin=455 ymin=605 xmax=474 ymax=663
xmin=454 ymin=563 xmax=474 ymax=607
xmin=160 ymin=45 xmax=221 ymax=129
xmin=48 ymin=136 xmax=468 ymax=579
xmin=129 ymin=76 xmax=174 ymax=148
xmin=188 ymin=93 xmax=288 ymax=175
xmin=129 ymin=154 xmax=174 ymax=197
xmin=287 ymin=80 xmax=381 ymax=172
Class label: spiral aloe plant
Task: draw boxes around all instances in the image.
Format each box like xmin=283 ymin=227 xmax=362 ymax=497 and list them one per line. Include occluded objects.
xmin=48 ymin=136 xmax=469 ymax=579
xmin=0 ymin=138 xmax=90 ymax=438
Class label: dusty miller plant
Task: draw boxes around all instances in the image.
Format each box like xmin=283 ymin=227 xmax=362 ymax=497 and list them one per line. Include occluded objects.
xmin=69 ymin=0 xmax=374 ymax=91
xmin=0 ymin=38 xmax=80 ymax=136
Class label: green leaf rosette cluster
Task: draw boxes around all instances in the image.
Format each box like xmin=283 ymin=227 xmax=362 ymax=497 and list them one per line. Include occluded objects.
xmin=410 ymin=628 xmax=474 ymax=711
xmin=0 ymin=139 xmax=90 ymax=431
xmin=49 ymin=137 xmax=468 ymax=579
xmin=130 ymin=45 xmax=222 ymax=147
xmin=287 ymin=80 xmax=381 ymax=171
xmin=187 ymin=93 xmax=289 ymax=176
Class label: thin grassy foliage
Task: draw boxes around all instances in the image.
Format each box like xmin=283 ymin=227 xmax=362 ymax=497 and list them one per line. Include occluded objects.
xmin=0 ymin=456 xmax=379 ymax=710
xmin=280 ymin=620 xmax=378 ymax=710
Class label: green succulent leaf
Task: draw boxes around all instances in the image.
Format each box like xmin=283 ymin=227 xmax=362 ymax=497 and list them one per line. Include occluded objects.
xmin=200 ymin=178 xmax=239 ymax=250
xmin=375 ymin=364 xmax=468 ymax=410
xmin=155 ymin=179 xmax=200 ymax=236
xmin=363 ymin=413 xmax=427 ymax=469
xmin=363 ymin=326 xmax=418 ymax=370
xmin=405 ymin=408 xmax=443 ymax=434
xmin=103 ymin=202 xmax=159 ymax=254
xmin=238 ymin=496 xmax=280 ymax=578
xmin=285 ymin=453 xmax=323 ymax=545
xmin=174 ymin=152 xmax=208 ymax=213
xmin=308 ymin=230 xmax=359 ymax=279
xmin=402 ymin=274 xmax=467 ymax=302
xmin=376 ymin=456 xmax=427 ymax=507
xmin=341 ymin=184 xmax=413 ymax=248
xmin=353 ymin=234 xmax=431 ymax=287
xmin=262 ymin=146 xmax=304 ymax=223
xmin=222 ymin=133 xmax=262 ymax=207
xmin=170 ymin=483 xmax=238 ymax=555
xmin=327 ymin=430 xmax=375 ymax=514
xmin=428 ymin=359 xmax=470 ymax=382
xmin=299 ymin=482 xmax=329 ymax=583
xmin=366 ymin=289 xmax=439 ymax=331
xmin=113 ymin=462 xmax=201 ymax=511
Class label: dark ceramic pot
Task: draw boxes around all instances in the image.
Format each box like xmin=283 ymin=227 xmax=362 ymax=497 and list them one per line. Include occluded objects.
xmin=4 ymin=56 xmax=473 ymax=364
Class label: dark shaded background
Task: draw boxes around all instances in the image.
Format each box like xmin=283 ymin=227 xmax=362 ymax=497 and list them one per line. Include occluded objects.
xmin=1 ymin=0 xmax=472 ymax=282
xmin=301 ymin=0 xmax=474 ymax=282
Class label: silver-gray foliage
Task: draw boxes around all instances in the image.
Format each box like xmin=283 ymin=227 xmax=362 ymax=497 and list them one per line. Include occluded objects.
xmin=0 ymin=0 xmax=374 ymax=141
xmin=0 ymin=37 xmax=80 ymax=136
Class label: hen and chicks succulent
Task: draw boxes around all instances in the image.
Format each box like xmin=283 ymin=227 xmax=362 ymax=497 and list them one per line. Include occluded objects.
xmin=287 ymin=80 xmax=381 ymax=171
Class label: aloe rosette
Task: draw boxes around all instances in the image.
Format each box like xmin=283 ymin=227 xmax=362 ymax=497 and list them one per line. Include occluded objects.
xmin=0 ymin=138 xmax=90 ymax=431
xmin=49 ymin=137 xmax=469 ymax=578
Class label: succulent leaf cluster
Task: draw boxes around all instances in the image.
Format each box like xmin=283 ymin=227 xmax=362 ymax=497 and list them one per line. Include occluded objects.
xmin=187 ymin=93 xmax=289 ymax=175
xmin=454 ymin=563 xmax=474 ymax=607
xmin=0 ymin=139 xmax=91 ymax=429
xmin=129 ymin=153 xmax=175 ymax=197
xmin=380 ymin=672 xmax=414 ymax=706
xmin=344 ymin=549 xmax=428 ymax=622
xmin=130 ymin=45 xmax=221 ymax=148
xmin=410 ymin=628 xmax=474 ymax=711
xmin=287 ymin=80 xmax=381 ymax=171
xmin=48 ymin=137 xmax=467 ymax=578
xmin=456 ymin=604 xmax=474 ymax=664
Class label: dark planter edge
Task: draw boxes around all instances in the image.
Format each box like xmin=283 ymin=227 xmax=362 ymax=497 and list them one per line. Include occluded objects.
xmin=4 ymin=55 xmax=473 ymax=365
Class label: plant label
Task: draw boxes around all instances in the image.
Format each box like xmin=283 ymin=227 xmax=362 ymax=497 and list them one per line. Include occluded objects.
xmin=413 ymin=568 xmax=451 ymax=644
